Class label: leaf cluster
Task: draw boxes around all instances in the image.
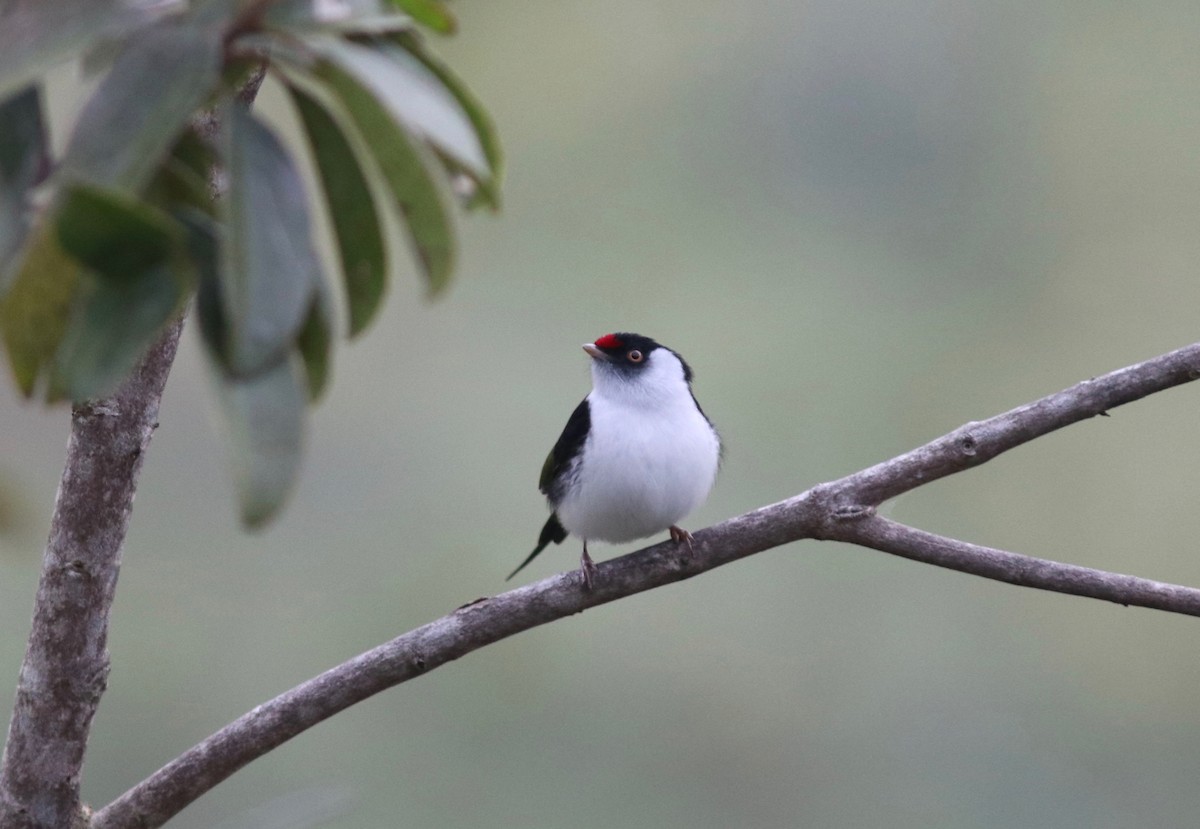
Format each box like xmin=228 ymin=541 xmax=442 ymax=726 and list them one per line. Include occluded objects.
xmin=0 ymin=0 xmax=501 ymax=526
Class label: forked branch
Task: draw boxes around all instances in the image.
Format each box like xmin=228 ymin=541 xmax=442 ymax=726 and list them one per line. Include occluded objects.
xmin=92 ymin=341 xmax=1200 ymax=829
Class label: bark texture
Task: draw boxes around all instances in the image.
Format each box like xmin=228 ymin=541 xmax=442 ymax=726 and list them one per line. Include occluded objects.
xmin=90 ymin=340 xmax=1200 ymax=829
xmin=0 ymin=319 xmax=184 ymax=829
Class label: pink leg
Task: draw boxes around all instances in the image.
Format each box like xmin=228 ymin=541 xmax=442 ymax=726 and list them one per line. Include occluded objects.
xmin=579 ymin=541 xmax=597 ymax=590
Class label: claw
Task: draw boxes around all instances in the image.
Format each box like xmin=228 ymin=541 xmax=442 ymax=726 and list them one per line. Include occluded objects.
xmin=669 ymin=525 xmax=694 ymax=553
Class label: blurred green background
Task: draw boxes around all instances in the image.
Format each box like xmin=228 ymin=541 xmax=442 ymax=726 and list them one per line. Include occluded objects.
xmin=4 ymin=0 xmax=1200 ymax=826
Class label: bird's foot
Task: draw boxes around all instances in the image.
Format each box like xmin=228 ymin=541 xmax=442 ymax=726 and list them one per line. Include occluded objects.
xmin=579 ymin=547 xmax=597 ymax=591
xmin=669 ymin=525 xmax=694 ymax=554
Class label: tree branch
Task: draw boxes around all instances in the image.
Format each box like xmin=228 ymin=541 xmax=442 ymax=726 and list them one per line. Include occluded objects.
xmin=90 ymin=341 xmax=1200 ymax=829
xmin=0 ymin=319 xmax=184 ymax=829
xmin=834 ymin=516 xmax=1200 ymax=614
xmin=825 ymin=341 xmax=1200 ymax=507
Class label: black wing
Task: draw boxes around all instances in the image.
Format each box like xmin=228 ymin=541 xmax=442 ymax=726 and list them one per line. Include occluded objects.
xmin=508 ymin=400 xmax=589 ymax=582
xmin=538 ymin=397 xmax=590 ymax=502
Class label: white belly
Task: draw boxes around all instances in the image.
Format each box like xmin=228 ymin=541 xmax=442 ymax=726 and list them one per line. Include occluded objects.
xmin=555 ymin=398 xmax=720 ymax=544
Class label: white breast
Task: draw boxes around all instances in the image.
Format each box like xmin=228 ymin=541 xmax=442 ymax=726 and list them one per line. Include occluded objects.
xmin=555 ymin=351 xmax=720 ymax=544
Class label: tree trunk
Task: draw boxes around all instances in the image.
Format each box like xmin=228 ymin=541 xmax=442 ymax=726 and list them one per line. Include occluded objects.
xmin=0 ymin=319 xmax=184 ymax=829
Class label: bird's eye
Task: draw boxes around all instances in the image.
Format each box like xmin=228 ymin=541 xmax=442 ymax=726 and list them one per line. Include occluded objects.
xmin=627 ymin=350 xmax=644 ymax=363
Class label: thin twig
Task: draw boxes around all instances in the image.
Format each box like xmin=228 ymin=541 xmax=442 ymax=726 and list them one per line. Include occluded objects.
xmin=824 ymin=342 xmax=1200 ymax=507
xmin=834 ymin=515 xmax=1200 ymax=614
xmin=91 ymin=341 xmax=1200 ymax=829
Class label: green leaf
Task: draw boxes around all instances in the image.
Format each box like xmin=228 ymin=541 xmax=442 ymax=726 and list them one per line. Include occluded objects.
xmin=60 ymin=21 xmax=223 ymax=193
xmin=0 ymin=224 xmax=83 ymax=396
xmin=305 ymin=35 xmax=488 ymax=181
xmin=385 ymin=0 xmax=456 ymax=34
xmin=296 ymin=284 xmax=333 ymax=401
xmin=193 ymin=194 xmax=307 ymax=528
xmin=289 ymin=84 xmax=387 ymax=336
xmin=388 ymin=31 xmax=502 ymax=208
xmin=298 ymin=54 xmax=457 ymax=294
xmin=221 ymin=105 xmax=324 ymax=374
xmin=47 ymin=184 xmax=187 ymax=400
xmin=0 ymin=86 xmax=48 ymax=276
xmin=177 ymin=210 xmax=233 ymax=367
xmin=144 ymin=129 xmax=218 ymax=218
xmin=50 ymin=263 xmax=187 ymax=401
xmin=213 ymin=355 xmax=307 ymax=528
xmin=56 ymin=184 xmax=178 ymax=277
xmin=0 ymin=0 xmax=145 ymax=101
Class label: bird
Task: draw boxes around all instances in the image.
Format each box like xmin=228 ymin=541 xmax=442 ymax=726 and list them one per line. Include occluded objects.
xmin=507 ymin=332 xmax=721 ymax=589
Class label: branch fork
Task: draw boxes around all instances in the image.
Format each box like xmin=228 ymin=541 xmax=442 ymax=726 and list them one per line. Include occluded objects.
xmin=10 ymin=340 xmax=1200 ymax=829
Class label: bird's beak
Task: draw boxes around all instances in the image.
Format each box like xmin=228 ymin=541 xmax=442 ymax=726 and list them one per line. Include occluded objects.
xmin=582 ymin=343 xmax=611 ymax=361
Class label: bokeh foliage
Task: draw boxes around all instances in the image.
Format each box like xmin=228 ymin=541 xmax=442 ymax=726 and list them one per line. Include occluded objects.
xmin=0 ymin=0 xmax=500 ymax=527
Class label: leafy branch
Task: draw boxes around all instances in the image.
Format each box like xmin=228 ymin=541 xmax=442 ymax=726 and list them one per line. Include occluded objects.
xmin=0 ymin=2 xmax=495 ymax=827
xmin=87 ymin=341 xmax=1200 ymax=829
xmin=0 ymin=0 xmax=499 ymax=526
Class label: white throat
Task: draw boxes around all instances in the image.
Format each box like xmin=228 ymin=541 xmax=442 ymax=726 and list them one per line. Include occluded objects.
xmin=589 ymin=347 xmax=694 ymax=411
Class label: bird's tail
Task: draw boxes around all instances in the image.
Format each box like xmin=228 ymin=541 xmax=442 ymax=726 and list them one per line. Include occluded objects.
xmin=507 ymin=513 xmax=568 ymax=581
